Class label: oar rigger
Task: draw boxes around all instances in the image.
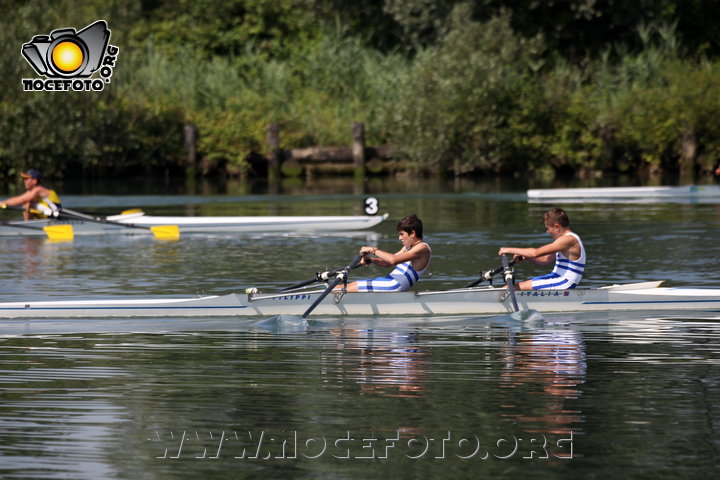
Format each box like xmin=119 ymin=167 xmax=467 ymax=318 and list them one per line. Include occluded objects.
xmin=301 ymin=253 xmax=366 ymax=319
xmin=464 ymin=256 xmax=521 ymax=288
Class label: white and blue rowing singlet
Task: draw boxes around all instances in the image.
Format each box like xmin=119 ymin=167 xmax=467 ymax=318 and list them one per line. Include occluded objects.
xmin=531 ymin=232 xmax=586 ymax=290
xmin=356 ymin=243 xmax=431 ymax=292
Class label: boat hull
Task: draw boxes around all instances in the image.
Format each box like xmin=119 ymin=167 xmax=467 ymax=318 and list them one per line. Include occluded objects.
xmin=1 ymin=284 xmax=719 ymax=318
xmin=527 ymin=185 xmax=720 ymax=201
xmin=0 ymin=214 xmax=388 ymax=237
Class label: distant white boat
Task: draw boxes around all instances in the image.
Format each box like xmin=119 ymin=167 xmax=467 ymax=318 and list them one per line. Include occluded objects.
xmin=0 ymin=212 xmax=389 ymax=237
xmin=527 ymin=185 xmax=720 ymax=203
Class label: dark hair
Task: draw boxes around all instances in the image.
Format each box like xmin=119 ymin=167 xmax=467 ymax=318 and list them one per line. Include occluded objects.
xmin=397 ymin=214 xmax=423 ymax=238
xmin=544 ymin=207 xmax=569 ymax=228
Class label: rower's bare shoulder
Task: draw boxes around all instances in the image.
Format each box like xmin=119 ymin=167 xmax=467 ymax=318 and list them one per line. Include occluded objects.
xmin=416 ymin=243 xmax=431 ymax=255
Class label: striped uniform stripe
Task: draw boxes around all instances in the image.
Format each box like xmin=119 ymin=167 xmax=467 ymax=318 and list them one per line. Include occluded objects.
xmin=531 ymin=232 xmax=586 ymax=290
xmin=356 ymin=242 xmax=431 ymax=293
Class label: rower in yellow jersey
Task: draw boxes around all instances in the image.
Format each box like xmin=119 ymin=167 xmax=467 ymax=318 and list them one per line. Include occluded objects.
xmin=0 ymin=169 xmax=62 ymax=220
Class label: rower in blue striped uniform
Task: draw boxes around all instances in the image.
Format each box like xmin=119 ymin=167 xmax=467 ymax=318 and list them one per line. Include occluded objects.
xmin=498 ymin=207 xmax=586 ymax=290
xmin=343 ymin=214 xmax=431 ymax=293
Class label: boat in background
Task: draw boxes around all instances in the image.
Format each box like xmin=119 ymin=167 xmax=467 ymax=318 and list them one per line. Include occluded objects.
xmin=2 ymin=281 xmax=720 ymax=318
xmin=0 ymin=211 xmax=389 ymax=237
xmin=527 ymin=185 xmax=720 ymax=203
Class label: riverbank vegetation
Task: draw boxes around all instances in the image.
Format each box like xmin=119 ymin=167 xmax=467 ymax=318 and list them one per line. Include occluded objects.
xmin=2 ymin=0 xmax=719 ymax=183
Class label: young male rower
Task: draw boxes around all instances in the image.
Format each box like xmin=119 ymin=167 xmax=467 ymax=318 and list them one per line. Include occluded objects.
xmin=0 ymin=169 xmax=62 ymax=220
xmin=498 ymin=207 xmax=585 ymax=290
xmin=343 ymin=214 xmax=431 ymax=293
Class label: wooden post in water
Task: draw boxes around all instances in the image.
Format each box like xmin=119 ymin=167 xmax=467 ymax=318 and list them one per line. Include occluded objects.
xmin=184 ymin=124 xmax=197 ymax=177
xmin=352 ymin=121 xmax=366 ymax=181
xmin=680 ymin=127 xmax=697 ymax=183
xmin=267 ymin=123 xmax=282 ymax=181
xmin=184 ymin=124 xmax=198 ymax=192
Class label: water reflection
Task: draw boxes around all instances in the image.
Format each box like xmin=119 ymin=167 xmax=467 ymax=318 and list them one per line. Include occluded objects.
xmin=330 ymin=329 xmax=429 ymax=398
xmin=499 ymin=319 xmax=586 ymax=435
xmin=20 ymin=237 xmax=45 ymax=276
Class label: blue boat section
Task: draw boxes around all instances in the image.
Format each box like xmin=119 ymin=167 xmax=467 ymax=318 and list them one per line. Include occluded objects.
xmin=583 ymin=299 xmax=719 ymax=305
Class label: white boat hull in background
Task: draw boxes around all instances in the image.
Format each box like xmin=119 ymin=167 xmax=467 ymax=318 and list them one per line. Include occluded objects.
xmin=0 ymin=213 xmax=389 ymax=237
xmin=527 ymin=185 xmax=720 ymax=203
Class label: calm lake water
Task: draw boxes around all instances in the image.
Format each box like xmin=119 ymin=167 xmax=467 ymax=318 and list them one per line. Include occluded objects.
xmin=1 ymin=177 xmax=719 ymax=479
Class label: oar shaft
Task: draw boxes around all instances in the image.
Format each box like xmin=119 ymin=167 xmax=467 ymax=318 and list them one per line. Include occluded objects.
xmin=60 ymin=208 xmax=141 ymax=229
xmin=301 ymin=254 xmax=364 ymax=318
xmin=280 ymin=276 xmax=319 ymax=292
xmin=0 ymin=220 xmax=44 ymax=231
xmin=501 ymin=255 xmax=519 ymax=312
xmin=280 ymin=262 xmax=365 ymax=292
xmin=464 ymin=258 xmax=517 ymax=288
xmin=301 ymin=277 xmax=343 ymax=319
xmin=58 ymin=207 xmax=179 ymax=240
xmin=0 ymin=217 xmax=74 ymax=240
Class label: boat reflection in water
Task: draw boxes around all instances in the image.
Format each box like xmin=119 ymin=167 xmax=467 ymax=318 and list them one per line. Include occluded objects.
xmin=499 ymin=317 xmax=587 ymax=436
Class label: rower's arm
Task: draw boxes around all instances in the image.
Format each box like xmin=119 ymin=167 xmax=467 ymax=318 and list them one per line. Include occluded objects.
xmin=374 ymin=245 xmax=425 ymax=267
xmin=0 ymin=188 xmax=40 ymax=207
xmin=361 ymin=245 xmax=426 ymax=268
xmin=499 ymin=236 xmax=576 ymax=266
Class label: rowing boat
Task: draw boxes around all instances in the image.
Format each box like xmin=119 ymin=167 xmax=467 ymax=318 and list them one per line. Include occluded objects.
xmin=527 ymin=185 xmax=720 ymax=202
xmin=2 ymin=281 xmax=719 ymax=318
xmin=0 ymin=212 xmax=389 ymax=237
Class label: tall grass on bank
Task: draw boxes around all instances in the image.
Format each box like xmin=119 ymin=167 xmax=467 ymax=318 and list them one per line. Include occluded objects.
xmin=115 ymin=32 xmax=410 ymax=176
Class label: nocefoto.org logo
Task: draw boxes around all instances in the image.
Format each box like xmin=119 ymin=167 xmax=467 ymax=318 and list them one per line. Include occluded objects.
xmin=21 ymin=20 xmax=119 ymax=92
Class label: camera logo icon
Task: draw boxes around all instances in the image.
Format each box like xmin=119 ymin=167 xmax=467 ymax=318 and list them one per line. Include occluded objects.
xmin=21 ymin=20 xmax=119 ymax=92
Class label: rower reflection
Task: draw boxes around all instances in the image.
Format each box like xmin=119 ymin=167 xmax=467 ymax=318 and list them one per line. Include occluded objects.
xmin=331 ymin=329 xmax=428 ymax=398
xmin=499 ymin=321 xmax=586 ymax=435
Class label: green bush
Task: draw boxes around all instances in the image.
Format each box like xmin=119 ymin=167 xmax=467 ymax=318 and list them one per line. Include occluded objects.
xmin=384 ymin=6 xmax=546 ymax=174
xmin=2 ymin=0 xmax=720 ymax=183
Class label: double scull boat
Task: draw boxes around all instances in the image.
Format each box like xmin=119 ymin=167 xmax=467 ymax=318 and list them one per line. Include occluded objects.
xmin=2 ymin=281 xmax=719 ymax=318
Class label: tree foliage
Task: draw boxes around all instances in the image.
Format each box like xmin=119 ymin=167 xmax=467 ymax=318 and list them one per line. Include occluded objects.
xmin=1 ymin=0 xmax=720 ymax=183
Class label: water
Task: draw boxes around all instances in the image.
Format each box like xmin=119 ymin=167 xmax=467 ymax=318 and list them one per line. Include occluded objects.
xmin=1 ymin=179 xmax=719 ymax=478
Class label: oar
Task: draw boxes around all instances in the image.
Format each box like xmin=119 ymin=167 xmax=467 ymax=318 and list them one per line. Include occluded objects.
xmin=501 ymin=254 xmax=520 ymax=312
xmin=58 ymin=207 xmax=179 ymax=240
xmin=464 ymin=257 xmax=518 ymax=288
xmin=0 ymin=220 xmax=74 ymax=241
xmin=281 ymin=275 xmax=325 ymax=292
xmin=301 ymin=253 xmax=365 ymax=319
xmin=280 ymin=262 xmax=365 ymax=292
xmin=1 ymin=205 xmax=74 ymax=240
